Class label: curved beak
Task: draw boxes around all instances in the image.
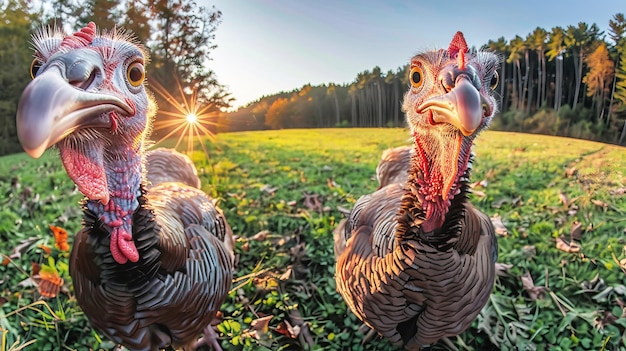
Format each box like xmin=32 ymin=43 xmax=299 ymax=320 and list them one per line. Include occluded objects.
xmin=417 ymin=75 xmax=491 ymax=136
xmin=16 ymin=67 xmax=132 ymax=158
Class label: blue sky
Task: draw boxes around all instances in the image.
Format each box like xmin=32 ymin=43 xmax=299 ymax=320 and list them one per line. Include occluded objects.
xmin=204 ymin=0 xmax=624 ymax=109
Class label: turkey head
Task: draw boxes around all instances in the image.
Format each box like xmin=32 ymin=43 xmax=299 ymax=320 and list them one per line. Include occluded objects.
xmin=402 ymin=31 xmax=499 ymax=232
xmin=17 ymin=23 xmax=154 ymax=264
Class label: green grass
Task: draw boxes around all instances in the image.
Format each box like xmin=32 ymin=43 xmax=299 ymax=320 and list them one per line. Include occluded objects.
xmin=1 ymin=128 xmax=625 ymax=350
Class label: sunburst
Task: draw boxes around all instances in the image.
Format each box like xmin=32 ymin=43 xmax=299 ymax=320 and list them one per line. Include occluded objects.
xmin=148 ymin=78 xmax=221 ymax=158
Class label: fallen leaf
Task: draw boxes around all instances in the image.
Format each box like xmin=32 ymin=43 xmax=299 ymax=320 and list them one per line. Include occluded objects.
xmin=570 ymin=221 xmax=583 ymax=242
xmin=275 ymin=319 xmax=299 ymax=339
xmin=260 ymin=184 xmax=279 ymax=194
xmin=521 ymin=271 xmax=547 ymax=300
xmin=559 ymin=192 xmax=569 ymax=207
xmin=594 ymin=310 xmax=617 ymax=330
xmin=49 ymin=225 xmax=70 ymax=251
xmin=39 ymin=245 xmax=52 ymax=255
xmin=37 ymin=262 xmax=64 ymax=298
xmin=470 ymin=189 xmax=486 ymax=198
xmin=591 ymin=199 xmax=609 ymax=210
xmin=303 ymin=193 xmax=322 ymax=213
xmin=556 ymin=236 xmax=581 ymax=253
xmin=252 ymin=230 xmax=270 ymax=241
xmin=495 ymin=262 xmax=513 ymax=277
xmin=250 ymin=315 xmax=273 ymax=333
xmin=490 ymin=214 xmax=508 ymax=236
xmin=565 ymin=166 xmax=577 ymax=178
xmin=609 ymin=187 xmax=626 ymax=195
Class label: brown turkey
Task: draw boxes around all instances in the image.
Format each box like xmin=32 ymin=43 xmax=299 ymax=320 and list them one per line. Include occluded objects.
xmin=335 ymin=32 xmax=500 ymax=350
xmin=16 ymin=23 xmax=233 ymax=351
xmin=376 ymin=145 xmax=412 ymax=189
xmin=146 ymin=147 xmax=202 ymax=189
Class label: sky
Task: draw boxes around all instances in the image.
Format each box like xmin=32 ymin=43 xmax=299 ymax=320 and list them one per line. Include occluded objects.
xmin=203 ymin=0 xmax=624 ymax=109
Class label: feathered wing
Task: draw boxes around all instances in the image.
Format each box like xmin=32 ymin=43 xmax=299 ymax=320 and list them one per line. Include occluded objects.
xmin=145 ymin=148 xmax=201 ymax=189
xmin=70 ymin=183 xmax=233 ymax=350
xmin=376 ymin=146 xmax=412 ymax=188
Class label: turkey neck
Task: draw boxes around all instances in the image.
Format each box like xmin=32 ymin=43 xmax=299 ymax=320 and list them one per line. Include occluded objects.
xmin=394 ymin=133 xmax=473 ymax=245
xmin=85 ymin=145 xmax=144 ymax=265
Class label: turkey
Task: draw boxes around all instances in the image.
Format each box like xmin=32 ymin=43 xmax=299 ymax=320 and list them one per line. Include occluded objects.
xmin=146 ymin=147 xmax=202 ymax=189
xmin=376 ymin=145 xmax=412 ymax=189
xmin=16 ymin=23 xmax=233 ymax=350
xmin=335 ymin=32 xmax=499 ymax=349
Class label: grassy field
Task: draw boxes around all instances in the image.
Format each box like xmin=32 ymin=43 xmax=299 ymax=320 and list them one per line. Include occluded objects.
xmin=0 ymin=128 xmax=625 ymax=351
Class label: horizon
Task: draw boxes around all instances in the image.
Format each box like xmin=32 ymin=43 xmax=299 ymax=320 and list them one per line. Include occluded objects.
xmin=205 ymin=0 xmax=625 ymax=109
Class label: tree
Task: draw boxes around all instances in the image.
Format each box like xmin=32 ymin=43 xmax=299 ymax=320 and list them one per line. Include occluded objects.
xmin=265 ymin=98 xmax=291 ymax=129
xmin=507 ymin=36 xmax=524 ymax=112
xmin=547 ymin=27 xmax=566 ymax=110
xmin=607 ymin=13 xmax=626 ymax=126
xmin=147 ymin=0 xmax=230 ymax=109
xmin=583 ymin=42 xmax=614 ymax=121
xmin=77 ymin=0 xmax=120 ymax=30
xmin=485 ymin=37 xmax=508 ymax=110
xmin=326 ymin=84 xmax=341 ymax=126
xmin=0 ymin=0 xmax=38 ymax=154
xmin=529 ymin=27 xmax=547 ymax=109
xmin=565 ymin=22 xmax=602 ymax=109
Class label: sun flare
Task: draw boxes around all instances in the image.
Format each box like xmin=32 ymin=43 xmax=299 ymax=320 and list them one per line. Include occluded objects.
xmin=148 ymin=78 xmax=224 ymax=158
xmin=186 ymin=113 xmax=198 ymax=124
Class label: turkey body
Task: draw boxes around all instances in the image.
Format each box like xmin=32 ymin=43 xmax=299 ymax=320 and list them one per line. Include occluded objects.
xmin=146 ymin=148 xmax=202 ymax=189
xmin=16 ymin=23 xmax=233 ymax=350
xmin=70 ymin=182 xmax=233 ymax=350
xmin=335 ymin=32 xmax=499 ymax=349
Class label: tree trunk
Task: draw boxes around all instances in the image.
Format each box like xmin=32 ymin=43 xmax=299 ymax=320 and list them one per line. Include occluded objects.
xmin=572 ymin=48 xmax=584 ymax=109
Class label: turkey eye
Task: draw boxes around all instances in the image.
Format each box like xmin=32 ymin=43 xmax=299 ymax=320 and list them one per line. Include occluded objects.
xmin=490 ymin=71 xmax=499 ymax=90
xmin=410 ymin=66 xmax=423 ymax=88
xmin=127 ymin=62 xmax=145 ymax=87
xmin=30 ymin=59 xmax=42 ymax=79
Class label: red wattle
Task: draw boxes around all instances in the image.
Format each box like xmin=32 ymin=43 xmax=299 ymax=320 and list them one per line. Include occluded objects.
xmin=110 ymin=228 xmax=139 ymax=264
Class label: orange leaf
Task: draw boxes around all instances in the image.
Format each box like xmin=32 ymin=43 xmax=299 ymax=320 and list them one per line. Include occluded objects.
xmin=49 ymin=225 xmax=70 ymax=251
xmin=38 ymin=245 xmax=52 ymax=255
xmin=31 ymin=262 xmax=41 ymax=276
xmin=38 ymin=269 xmax=64 ymax=298
xmin=1 ymin=256 xmax=9 ymax=266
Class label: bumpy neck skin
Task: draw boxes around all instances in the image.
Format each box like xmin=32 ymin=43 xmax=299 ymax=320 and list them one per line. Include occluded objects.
xmin=411 ymin=132 xmax=472 ymax=233
xmin=86 ymin=146 xmax=143 ymax=264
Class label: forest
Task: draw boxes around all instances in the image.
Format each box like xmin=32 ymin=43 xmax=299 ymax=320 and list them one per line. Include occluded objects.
xmin=1 ymin=0 xmax=626 ymax=156
xmin=223 ymin=18 xmax=626 ymax=146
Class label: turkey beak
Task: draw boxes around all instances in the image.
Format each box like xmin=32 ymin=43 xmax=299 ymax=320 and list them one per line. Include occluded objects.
xmin=16 ymin=64 xmax=132 ymax=159
xmin=417 ymin=75 xmax=490 ymax=136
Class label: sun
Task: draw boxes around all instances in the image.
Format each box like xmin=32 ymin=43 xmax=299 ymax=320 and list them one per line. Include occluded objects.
xmin=148 ymin=78 xmax=224 ymax=158
xmin=186 ymin=113 xmax=198 ymax=124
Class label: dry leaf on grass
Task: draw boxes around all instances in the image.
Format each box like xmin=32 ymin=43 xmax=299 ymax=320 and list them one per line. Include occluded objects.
xmin=49 ymin=225 xmax=70 ymax=251
xmin=591 ymin=199 xmax=609 ymax=210
xmin=521 ymin=271 xmax=547 ymax=300
xmin=275 ymin=320 xmax=299 ymax=339
xmin=260 ymin=184 xmax=279 ymax=194
xmin=490 ymin=214 xmax=508 ymax=236
xmin=252 ymin=230 xmax=270 ymax=241
xmin=570 ymin=221 xmax=583 ymax=241
xmin=556 ymin=236 xmax=581 ymax=253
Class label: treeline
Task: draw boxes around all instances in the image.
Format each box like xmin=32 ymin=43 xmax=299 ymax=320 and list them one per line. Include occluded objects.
xmin=221 ymin=14 xmax=626 ymax=145
xmin=0 ymin=0 xmax=228 ymax=156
